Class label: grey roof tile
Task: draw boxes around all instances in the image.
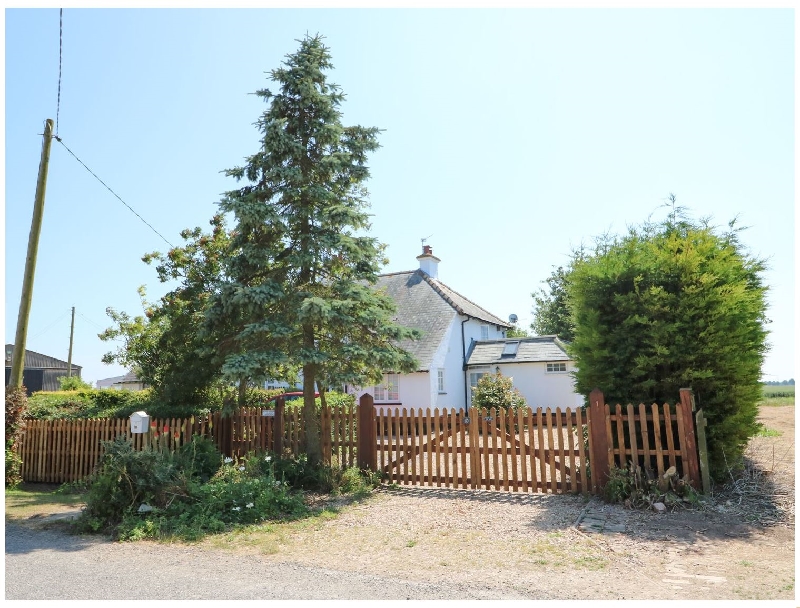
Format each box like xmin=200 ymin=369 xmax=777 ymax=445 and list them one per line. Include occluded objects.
xmin=466 ymin=336 xmax=571 ymax=366
xmin=374 ymin=270 xmax=511 ymax=371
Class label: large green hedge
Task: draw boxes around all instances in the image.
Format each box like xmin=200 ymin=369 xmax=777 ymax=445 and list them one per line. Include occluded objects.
xmin=25 ymin=387 xmax=354 ymax=420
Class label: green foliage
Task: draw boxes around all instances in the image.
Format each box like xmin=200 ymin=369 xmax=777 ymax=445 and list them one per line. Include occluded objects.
xmin=261 ymin=452 xmax=378 ymax=495
xmin=74 ymin=430 xmax=377 ymax=541
xmin=25 ymin=387 xmax=210 ymax=420
xmin=5 ymin=386 xmax=27 ymax=487
xmin=603 ymin=464 xmax=700 ymax=510
xmin=761 ymin=384 xmax=795 ymax=399
xmin=57 ymin=376 xmax=94 ymax=391
xmin=99 ymin=214 xmax=234 ymax=406
xmin=209 ymin=34 xmax=419 ymax=463
xmin=77 ymin=436 xmax=186 ymax=532
xmin=530 ymin=265 xmax=577 ymax=341
xmin=471 ymin=372 xmax=527 ymax=415
xmin=23 ymin=386 xmax=291 ymax=421
xmin=77 ymin=436 xmax=309 ymax=539
xmin=505 ymin=325 xmax=530 ymax=338
xmin=567 ymin=212 xmax=769 ymax=479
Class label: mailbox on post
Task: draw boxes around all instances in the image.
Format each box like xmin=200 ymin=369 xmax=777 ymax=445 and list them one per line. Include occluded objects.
xmin=130 ymin=411 xmax=150 ymax=434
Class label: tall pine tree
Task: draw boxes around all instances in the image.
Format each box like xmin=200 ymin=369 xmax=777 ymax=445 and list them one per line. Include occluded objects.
xmin=209 ymin=35 xmax=418 ymax=464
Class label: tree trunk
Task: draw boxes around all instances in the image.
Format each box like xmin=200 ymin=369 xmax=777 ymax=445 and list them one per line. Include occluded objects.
xmin=302 ymin=363 xmax=322 ymax=466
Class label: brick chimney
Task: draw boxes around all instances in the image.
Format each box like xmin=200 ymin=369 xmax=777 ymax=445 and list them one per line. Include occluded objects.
xmin=416 ymin=245 xmax=441 ymax=279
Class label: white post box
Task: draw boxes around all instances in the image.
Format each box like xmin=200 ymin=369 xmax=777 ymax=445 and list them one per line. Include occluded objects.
xmin=130 ymin=411 xmax=150 ymax=434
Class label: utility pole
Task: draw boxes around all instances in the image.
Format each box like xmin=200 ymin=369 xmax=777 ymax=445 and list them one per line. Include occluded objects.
xmin=67 ymin=306 xmax=75 ymax=377
xmin=10 ymin=119 xmax=54 ymax=388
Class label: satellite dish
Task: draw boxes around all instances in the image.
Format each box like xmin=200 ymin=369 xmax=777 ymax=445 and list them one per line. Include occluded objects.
xmin=509 ymin=314 xmax=518 ymax=324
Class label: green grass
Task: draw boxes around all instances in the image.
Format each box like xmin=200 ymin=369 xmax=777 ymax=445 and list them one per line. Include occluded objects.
xmin=759 ymin=384 xmax=794 ymax=407
xmin=755 ymin=427 xmax=782 ymax=437
xmin=5 ymin=483 xmax=85 ymax=522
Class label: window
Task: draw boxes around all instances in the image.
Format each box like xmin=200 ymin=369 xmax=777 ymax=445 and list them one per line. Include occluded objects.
xmin=546 ymin=362 xmax=567 ymax=373
xmin=480 ymin=325 xmax=489 ymax=340
xmin=437 ymin=369 xmax=445 ymax=393
xmin=468 ymin=369 xmax=490 ymax=404
xmin=501 ymin=341 xmax=519 ymax=357
xmin=374 ymin=373 xmax=399 ymax=401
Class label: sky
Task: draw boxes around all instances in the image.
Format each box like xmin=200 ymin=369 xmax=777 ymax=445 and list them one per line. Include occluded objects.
xmin=3 ymin=7 xmax=796 ymax=387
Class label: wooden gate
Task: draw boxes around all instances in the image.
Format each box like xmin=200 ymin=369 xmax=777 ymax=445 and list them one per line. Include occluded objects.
xmin=370 ymin=403 xmax=589 ymax=494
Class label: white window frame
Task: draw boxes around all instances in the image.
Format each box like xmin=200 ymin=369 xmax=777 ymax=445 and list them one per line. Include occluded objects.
xmin=480 ymin=325 xmax=489 ymax=340
xmin=374 ymin=373 xmax=399 ymax=402
xmin=468 ymin=367 xmax=491 ymax=404
xmin=546 ymin=362 xmax=568 ymax=373
xmin=437 ymin=369 xmax=445 ymax=393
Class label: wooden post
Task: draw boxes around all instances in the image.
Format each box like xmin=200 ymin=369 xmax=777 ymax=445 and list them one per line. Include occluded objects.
xmin=357 ymin=393 xmax=377 ymax=471
xmin=678 ymin=388 xmax=701 ymax=490
xmin=273 ymin=397 xmax=285 ymax=457
xmin=695 ymin=408 xmax=711 ymax=494
xmin=588 ymin=389 xmax=610 ymax=491
xmin=67 ymin=306 xmax=75 ymax=376
xmin=10 ymin=119 xmax=54 ymax=388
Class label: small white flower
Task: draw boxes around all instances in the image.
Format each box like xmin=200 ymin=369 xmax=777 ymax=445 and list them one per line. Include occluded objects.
xmin=264 ymin=455 xmax=272 ymax=462
xmin=224 ymin=457 xmax=233 ymax=464
xmin=246 ymin=502 xmax=254 ymax=508
xmin=232 ymin=506 xmax=241 ymax=511
xmin=239 ymin=466 xmax=245 ymax=471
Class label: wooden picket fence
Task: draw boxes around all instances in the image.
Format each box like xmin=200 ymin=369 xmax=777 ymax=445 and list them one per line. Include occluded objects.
xmin=18 ymin=389 xmax=705 ymax=494
xmin=18 ymin=400 xmax=358 ymax=484
xmin=586 ymin=388 xmax=707 ymax=493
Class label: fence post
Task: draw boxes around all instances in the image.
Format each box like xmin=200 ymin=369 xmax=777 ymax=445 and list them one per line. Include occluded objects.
xmin=588 ymin=389 xmax=610 ymax=491
xmin=695 ymin=409 xmax=711 ymax=494
xmin=357 ymin=393 xmax=377 ymax=471
xmin=678 ymin=388 xmax=701 ymax=490
xmin=273 ymin=397 xmax=285 ymax=457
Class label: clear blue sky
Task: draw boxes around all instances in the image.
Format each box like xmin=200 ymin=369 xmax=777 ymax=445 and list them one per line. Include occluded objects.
xmin=4 ymin=8 xmax=796 ymax=386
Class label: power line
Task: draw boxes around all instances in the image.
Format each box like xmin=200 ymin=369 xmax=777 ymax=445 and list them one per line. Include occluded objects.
xmin=28 ymin=308 xmax=72 ymax=341
xmin=53 ymin=136 xmax=174 ymax=248
xmin=56 ymin=8 xmax=63 ymax=136
xmin=76 ymin=311 xmax=107 ymax=331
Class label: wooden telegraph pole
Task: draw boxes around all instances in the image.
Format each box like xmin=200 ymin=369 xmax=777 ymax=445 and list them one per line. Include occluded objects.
xmin=9 ymin=119 xmax=55 ymax=388
xmin=67 ymin=306 xmax=75 ymax=377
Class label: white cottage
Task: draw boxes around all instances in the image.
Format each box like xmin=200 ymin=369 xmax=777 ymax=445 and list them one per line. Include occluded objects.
xmin=347 ymin=245 xmax=512 ymax=412
xmin=347 ymin=246 xmax=584 ymax=412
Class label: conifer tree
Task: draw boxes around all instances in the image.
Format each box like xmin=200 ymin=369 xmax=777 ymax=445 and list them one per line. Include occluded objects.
xmin=209 ymin=35 xmax=418 ymax=464
xmin=567 ymin=214 xmax=769 ymax=478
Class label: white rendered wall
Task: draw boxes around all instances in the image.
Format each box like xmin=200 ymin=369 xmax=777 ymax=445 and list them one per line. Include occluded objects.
xmin=493 ymin=361 xmax=584 ymax=409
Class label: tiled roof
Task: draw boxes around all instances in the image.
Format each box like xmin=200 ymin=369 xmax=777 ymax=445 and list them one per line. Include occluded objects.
xmin=374 ymin=270 xmax=511 ymax=371
xmin=466 ymin=336 xmax=571 ymax=366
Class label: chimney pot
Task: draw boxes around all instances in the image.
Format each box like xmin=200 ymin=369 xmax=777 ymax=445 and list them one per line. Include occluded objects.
xmin=423 ymin=245 xmax=432 ymax=255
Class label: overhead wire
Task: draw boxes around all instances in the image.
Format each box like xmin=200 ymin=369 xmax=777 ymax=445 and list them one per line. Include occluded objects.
xmin=50 ymin=8 xmax=174 ymax=250
xmin=56 ymin=8 xmax=63 ymax=136
xmin=54 ymin=136 xmax=175 ymax=249
xmin=28 ymin=308 xmax=72 ymax=341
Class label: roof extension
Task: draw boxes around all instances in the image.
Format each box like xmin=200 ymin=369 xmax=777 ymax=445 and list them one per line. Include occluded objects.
xmin=466 ymin=336 xmax=571 ymax=366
